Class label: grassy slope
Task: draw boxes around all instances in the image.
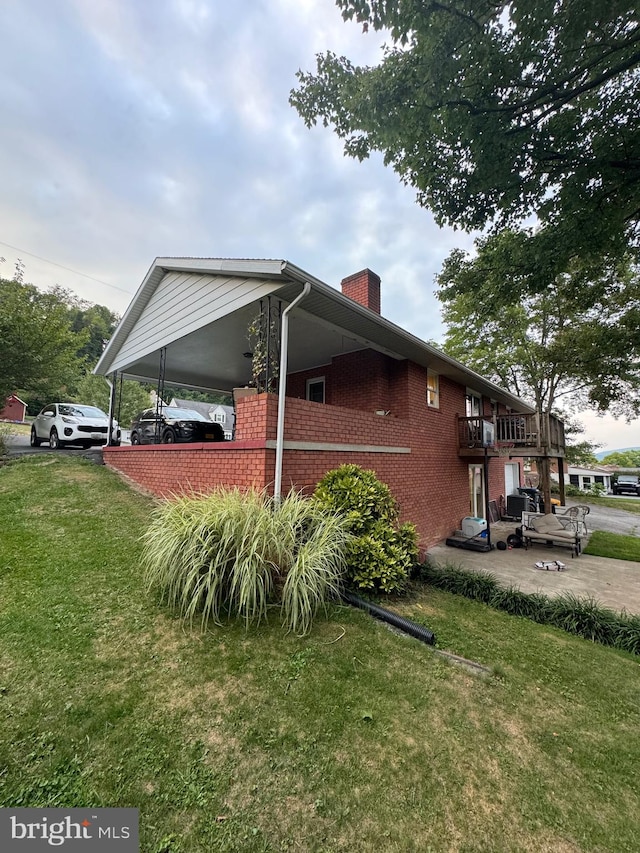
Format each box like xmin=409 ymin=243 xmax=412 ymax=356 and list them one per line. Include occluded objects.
xmin=1 ymin=456 xmax=639 ymax=853
xmin=584 ymin=530 xmax=640 ymax=561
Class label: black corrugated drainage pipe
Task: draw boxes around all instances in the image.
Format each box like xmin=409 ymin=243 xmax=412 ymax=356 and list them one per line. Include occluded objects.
xmin=342 ymin=591 xmax=436 ymax=646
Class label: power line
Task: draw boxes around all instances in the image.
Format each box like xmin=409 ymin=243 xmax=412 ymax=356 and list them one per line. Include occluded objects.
xmin=0 ymin=239 xmax=133 ymax=295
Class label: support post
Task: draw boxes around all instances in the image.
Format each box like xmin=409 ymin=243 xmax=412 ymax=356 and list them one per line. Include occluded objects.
xmin=155 ymin=347 xmax=167 ymax=443
xmin=106 ymin=373 xmax=118 ymax=446
xmin=483 ymin=446 xmax=492 ymax=550
xmin=274 ymin=283 xmax=311 ymax=504
xmin=558 ymin=456 xmax=567 ymax=506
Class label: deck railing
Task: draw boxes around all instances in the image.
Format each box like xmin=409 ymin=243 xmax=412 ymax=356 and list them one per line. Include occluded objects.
xmin=458 ymin=413 xmax=565 ymax=455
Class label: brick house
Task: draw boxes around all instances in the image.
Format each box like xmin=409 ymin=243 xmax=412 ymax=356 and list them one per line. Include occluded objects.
xmin=94 ymin=258 xmax=566 ymax=549
xmin=0 ymin=395 xmax=27 ymax=422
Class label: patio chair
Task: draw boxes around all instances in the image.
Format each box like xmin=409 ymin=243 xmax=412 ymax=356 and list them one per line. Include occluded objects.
xmin=556 ymin=505 xmax=590 ymax=535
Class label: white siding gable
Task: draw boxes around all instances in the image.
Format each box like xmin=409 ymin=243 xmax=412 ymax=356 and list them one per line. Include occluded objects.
xmin=111 ymin=271 xmax=279 ymax=374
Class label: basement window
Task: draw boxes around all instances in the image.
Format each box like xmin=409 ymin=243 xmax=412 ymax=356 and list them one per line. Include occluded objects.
xmin=306 ymin=377 xmax=325 ymax=404
xmin=426 ymin=370 xmax=439 ymax=408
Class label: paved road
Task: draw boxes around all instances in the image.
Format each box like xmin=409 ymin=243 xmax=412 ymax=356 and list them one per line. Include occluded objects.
xmin=565 ymin=498 xmax=640 ymax=537
xmin=3 ymin=433 xmax=105 ymax=464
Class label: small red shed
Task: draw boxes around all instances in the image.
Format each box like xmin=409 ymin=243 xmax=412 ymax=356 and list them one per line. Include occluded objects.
xmin=0 ymin=395 xmax=27 ymax=422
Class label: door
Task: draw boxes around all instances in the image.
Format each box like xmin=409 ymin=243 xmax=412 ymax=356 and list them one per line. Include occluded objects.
xmin=505 ymin=462 xmax=519 ymax=497
xmin=469 ymin=464 xmax=485 ymax=518
xmin=35 ymin=405 xmax=56 ymax=439
xmin=465 ymin=392 xmax=482 ymax=417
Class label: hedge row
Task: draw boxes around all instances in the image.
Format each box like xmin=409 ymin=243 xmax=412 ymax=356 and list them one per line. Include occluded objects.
xmin=419 ymin=562 xmax=640 ymax=655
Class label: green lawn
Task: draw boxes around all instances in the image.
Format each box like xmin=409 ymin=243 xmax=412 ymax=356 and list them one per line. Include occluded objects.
xmin=580 ymin=495 xmax=640 ymax=515
xmin=584 ymin=530 xmax=640 ymax=561
xmin=1 ymin=456 xmax=639 ymax=852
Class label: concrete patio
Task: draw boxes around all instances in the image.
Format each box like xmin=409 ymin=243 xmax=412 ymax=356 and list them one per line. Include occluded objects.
xmin=426 ymin=521 xmax=640 ymax=615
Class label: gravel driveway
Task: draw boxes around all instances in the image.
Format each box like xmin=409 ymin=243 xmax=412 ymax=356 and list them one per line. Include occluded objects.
xmin=566 ymin=499 xmax=640 ymax=537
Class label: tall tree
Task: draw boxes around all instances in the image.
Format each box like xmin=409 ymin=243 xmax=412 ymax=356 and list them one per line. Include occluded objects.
xmin=437 ymin=230 xmax=640 ymax=420
xmin=437 ymin=231 xmax=640 ymax=508
xmin=65 ymin=297 xmax=119 ymax=366
xmin=0 ymin=278 xmax=86 ymax=404
xmin=291 ymin=1 xmax=640 ymax=263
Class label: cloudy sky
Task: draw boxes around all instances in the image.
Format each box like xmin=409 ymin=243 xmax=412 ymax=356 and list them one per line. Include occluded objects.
xmin=0 ymin=0 xmax=636 ymax=451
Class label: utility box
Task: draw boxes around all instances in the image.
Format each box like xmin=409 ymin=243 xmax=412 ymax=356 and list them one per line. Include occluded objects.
xmin=506 ymin=494 xmax=528 ymax=519
xmin=461 ymin=516 xmax=487 ymax=538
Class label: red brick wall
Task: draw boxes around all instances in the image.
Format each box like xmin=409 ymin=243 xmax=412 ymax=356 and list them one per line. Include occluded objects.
xmin=104 ymin=357 xmax=514 ymax=549
xmin=340 ymin=269 xmax=381 ymax=314
xmin=286 ymin=349 xmax=395 ymax=413
xmin=103 ymin=442 xmax=271 ymax=498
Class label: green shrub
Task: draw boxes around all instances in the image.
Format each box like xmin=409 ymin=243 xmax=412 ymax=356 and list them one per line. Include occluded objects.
xmin=141 ymin=487 xmax=352 ymax=635
xmin=565 ymin=484 xmax=585 ymax=497
xmin=422 ymin=562 xmax=640 ymax=654
xmin=313 ymin=464 xmax=418 ymax=594
xmin=419 ymin=561 xmax=499 ymax=602
xmin=589 ymin=482 xmax=607 ymax=496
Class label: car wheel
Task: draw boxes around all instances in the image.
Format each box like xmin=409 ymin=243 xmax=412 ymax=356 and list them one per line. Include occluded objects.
xmin=111 ymin=440 xmax=121 ymax=447
xmin=30 ymin=426 xmax=41 ymax=447
xmin=49 ymin=428 xmax=64 ymax=450
xmin=130 ymin=432 xmax=140 ymax=445
xmin=162 ymin=428 xmax=177 ymax=444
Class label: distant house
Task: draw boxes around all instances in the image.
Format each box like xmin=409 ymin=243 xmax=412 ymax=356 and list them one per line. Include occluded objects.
xmin=169 ymin=398 xmax=235 ymax=441
xmin=551 ymin=464 xmax=612 ymax=493
xmin=0 ymin=395 xmax=27 ymax=422
xmin=95 ymin=257 xmax=567 ymax=549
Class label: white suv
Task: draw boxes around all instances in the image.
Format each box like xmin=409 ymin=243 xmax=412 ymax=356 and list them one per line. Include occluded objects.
xmin=31 ymin=403 xmax=121 ymax=449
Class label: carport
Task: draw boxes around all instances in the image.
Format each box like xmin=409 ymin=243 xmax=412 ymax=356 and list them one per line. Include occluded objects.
xmin=94 ymin=257 xmax=529 ymax=503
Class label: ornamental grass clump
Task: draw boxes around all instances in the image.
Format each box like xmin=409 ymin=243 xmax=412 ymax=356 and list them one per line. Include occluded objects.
xmin=313 ymin=464 xmax=418 ymax=594
xmin=141 ymin=487 xmax=352 ymax=635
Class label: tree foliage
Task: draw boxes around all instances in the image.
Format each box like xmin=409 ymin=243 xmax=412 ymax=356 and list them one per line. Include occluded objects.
xmin=66 ymin=297 xmax=119 ymax=365
xmin=564 ymin=441 xmax=600 ymax=468
xmin=0 ymin=278 xmax=86 ymax=405
xmin=0 ymin=276 xmax=121 ymax=410
xmin=73 ymin=373 xmax=150 ymax=428
xmin=603 ymin=449 xmax=640 ymax=467
xmin=291 ymin=1 xmax=640 ymax=261
xmin=436 ymin=230 xmax=640 ymax=419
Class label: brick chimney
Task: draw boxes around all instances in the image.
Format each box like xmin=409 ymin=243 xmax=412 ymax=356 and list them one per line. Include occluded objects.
xmin=341 ymin=268 xmax=381 ymax=314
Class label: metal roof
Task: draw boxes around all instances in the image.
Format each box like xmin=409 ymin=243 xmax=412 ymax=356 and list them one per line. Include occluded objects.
xmin=94 ymin=257 xmax=534 ymax=413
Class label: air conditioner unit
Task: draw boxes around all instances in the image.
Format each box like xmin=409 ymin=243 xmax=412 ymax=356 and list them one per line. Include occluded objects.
xmin=506 ymin=494 xmax=528 ymax=519
xmin=482 ymin=420 xmax=495 ymax=447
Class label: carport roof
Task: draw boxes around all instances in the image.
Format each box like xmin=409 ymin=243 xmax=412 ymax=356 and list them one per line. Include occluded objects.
xmin=94 ymin=256 xmax=534 ymax=413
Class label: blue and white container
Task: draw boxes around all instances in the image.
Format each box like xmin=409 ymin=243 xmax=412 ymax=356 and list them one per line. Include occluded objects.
xmin=461 ymin=517 xmax=487 ymax=538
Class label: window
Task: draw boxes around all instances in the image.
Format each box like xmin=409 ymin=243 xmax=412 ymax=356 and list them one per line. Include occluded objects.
xmin=426 ymin=371 xmax=439 ymax=408
xmin=569 ymin=475 xmax=579 ymax=486
xmin=465 ymin=391 xmax=481 ymax=417
xmin=306 ymin=377 xmax=325 ymax=404
xmin=213 ymin=410 xmax=225 ymax=424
